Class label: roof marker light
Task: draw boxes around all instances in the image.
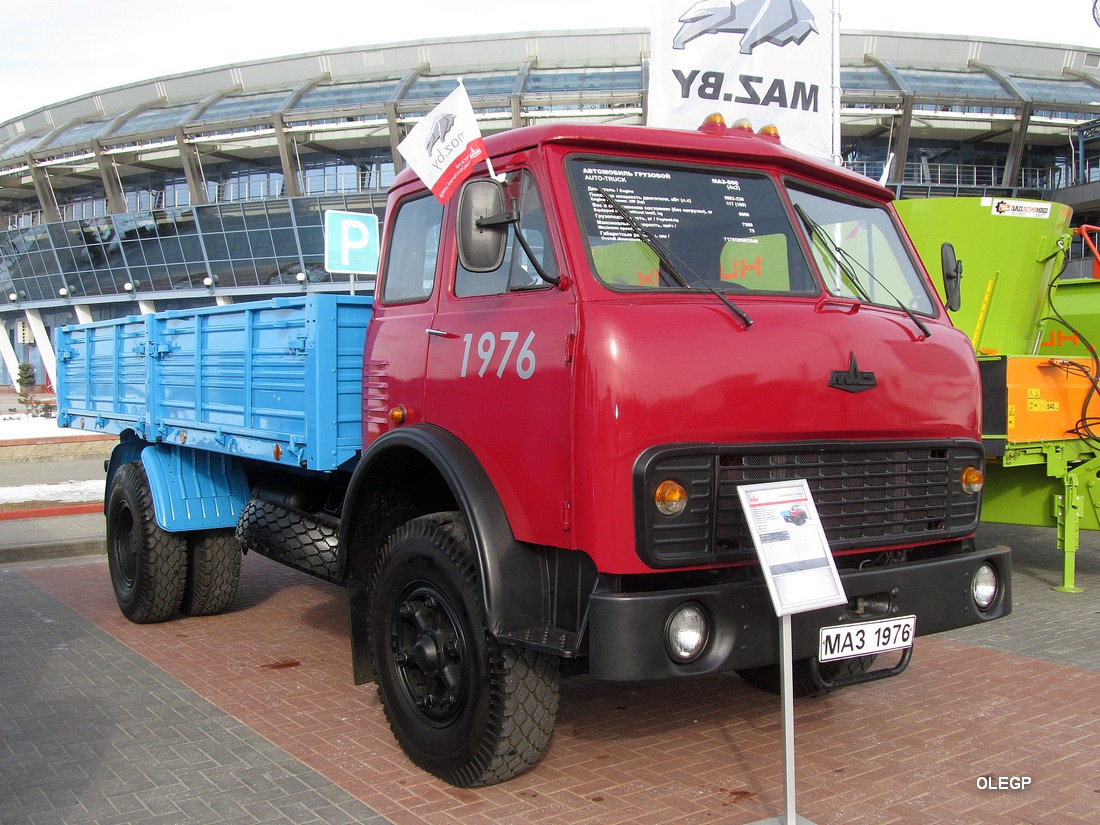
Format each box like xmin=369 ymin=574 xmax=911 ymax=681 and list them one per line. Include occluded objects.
xmin=698 ymin=113 xmax=727 ymax=134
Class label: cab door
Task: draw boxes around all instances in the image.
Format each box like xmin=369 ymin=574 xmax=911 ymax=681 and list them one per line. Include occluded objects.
xmin=424 ymin=170 xmax=577 ymax=547
xmin=364 ymin=192 xmax=443 ymax=445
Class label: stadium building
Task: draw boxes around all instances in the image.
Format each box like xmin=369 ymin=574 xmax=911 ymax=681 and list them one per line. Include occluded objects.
xmin=4 ymin=26 xmax=1100 ymax=389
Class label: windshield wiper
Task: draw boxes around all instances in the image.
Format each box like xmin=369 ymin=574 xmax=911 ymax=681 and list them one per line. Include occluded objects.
xmin=595 ymin=187 xmax=752 ymax=330
xmin=793 ymin=203 xmax=930 ymax=339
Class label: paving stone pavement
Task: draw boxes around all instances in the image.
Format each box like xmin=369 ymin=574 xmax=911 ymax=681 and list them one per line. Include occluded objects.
xmin=946 ymin=522 xmax=1100 ymax=671
xmin=2 ymin=527 xmax=1099 ymax=825
xmin=0 ymin=566 xmax=389 ymax=825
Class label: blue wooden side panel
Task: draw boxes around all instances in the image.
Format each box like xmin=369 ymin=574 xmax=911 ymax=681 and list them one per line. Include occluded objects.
xmin=56 ymin=295 xmax=373 ymax=472
xmin=56 ymin=316 xmax=153 ymax=438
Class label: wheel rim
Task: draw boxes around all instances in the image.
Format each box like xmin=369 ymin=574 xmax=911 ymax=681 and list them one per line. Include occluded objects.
xmin=389 ymin=582 xmax=471 ymax=727
xmin=111 ymin=503 xmax=138 ymax=587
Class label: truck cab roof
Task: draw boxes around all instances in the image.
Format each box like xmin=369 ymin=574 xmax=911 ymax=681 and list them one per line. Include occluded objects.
xmin=392 ymin=120 xmax=892 ymax=202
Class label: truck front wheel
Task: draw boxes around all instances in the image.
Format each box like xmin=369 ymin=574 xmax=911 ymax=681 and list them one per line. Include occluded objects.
xmin=106 ymin=461 xmax=187 ymax=623
xmin=368 ymin=513 xmax=560 ymax=786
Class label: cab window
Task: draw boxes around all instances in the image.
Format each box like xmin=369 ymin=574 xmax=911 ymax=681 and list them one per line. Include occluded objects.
xmin=380 ymin=194 xmax=443 ymax=304
xmin=454 ymin=170 xmax=558 ymax=298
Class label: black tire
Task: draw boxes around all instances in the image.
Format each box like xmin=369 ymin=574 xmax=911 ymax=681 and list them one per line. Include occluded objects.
xmin=235 ymin=498 xmax=339 ymax=583
xmin=736 ymin=655 xmax=878 ymax=698
xmin=368 ymin=513 xmax=560 ymax=787
xmin=182 ymin=529 xmax=241 ymax=616
xmin=106 ymin=461 xmax=187 ymax=624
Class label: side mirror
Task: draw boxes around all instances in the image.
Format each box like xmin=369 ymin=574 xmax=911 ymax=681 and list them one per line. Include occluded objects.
xmin=457 ymin=179 xmax=509 ymax=272
xmin=940 ymin=242 xmax=963 ymax=312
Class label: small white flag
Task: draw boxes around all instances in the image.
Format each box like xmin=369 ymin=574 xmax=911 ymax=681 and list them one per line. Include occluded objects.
xmin=397 ymin=83 xmax=488 ymax=203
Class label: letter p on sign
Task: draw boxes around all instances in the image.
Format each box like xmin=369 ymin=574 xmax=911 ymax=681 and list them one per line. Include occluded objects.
xmin=324 ymin=210 xmax=380 ymax=274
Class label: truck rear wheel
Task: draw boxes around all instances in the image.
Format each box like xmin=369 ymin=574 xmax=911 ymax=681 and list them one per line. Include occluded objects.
xmin=368 ymin=512 xmax=560 ymax=787
xmin=182 ymin=529 xmax=241 ymax=616
xmin=106 ymin=461 xmax=187 ymax=623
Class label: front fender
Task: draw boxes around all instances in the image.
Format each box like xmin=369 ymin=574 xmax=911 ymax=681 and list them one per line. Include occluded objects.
xmin=339 ymin=424 xmax=541 ymax=637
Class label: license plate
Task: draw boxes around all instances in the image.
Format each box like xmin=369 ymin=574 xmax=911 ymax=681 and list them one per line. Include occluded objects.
xmin=819 ymin=615 xmax=916 ymax=662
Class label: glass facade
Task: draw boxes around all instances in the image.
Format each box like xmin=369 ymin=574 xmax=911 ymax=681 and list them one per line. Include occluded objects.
xmin=0 ymin=193 xmax=386 ymax=303
xmin=3 ymin=30 xmax=1100 ymax=340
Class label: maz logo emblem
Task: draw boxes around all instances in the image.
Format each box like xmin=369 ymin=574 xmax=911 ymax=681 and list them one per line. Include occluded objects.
xmin=828 ymin=353 xmax=877 ymax=393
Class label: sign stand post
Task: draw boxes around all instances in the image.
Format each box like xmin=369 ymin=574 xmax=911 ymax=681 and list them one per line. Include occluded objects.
xmin=763 ymin=613 xmax=814 ymax=825
xmin=739 ymin=479 xmax=846 ymax=825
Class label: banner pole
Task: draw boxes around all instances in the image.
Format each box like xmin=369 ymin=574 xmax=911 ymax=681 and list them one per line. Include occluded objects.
xmin=831 ymin=0 xmax=842 ymax=164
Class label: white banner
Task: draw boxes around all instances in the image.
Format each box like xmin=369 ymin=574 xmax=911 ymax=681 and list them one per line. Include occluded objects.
xmin=649 ymin=0 xmax=837 ymax=159
xmin=397 ymin=82 xmax=488 ymax=203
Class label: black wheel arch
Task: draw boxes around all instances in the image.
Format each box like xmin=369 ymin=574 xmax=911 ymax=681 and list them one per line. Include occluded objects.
xmin=339 ymin=424 xmax=547 ymax=684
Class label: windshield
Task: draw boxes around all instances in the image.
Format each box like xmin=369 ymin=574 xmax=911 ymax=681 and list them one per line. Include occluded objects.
xmin=567 ymin=159 xmax=815 ymax=294
xmin=786 ymin=185 xmax=936 ymax=315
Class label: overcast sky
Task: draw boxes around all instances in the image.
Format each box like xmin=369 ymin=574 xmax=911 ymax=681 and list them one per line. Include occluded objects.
xmin=2 ymin=0 xmax=1097 ymax=124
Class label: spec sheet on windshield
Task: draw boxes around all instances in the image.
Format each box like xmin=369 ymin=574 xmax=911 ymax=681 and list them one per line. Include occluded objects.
xmin=736 ymin=479 xmax=846 ymax=617
xmin=578 ymin=164 xmax=757 ymax=240
xmin=567 ymin=159 xmax=813 ymax=293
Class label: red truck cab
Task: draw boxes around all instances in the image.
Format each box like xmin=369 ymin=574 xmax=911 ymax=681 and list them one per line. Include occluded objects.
xmin=338 ymin=119 xmax=1009 ymax=786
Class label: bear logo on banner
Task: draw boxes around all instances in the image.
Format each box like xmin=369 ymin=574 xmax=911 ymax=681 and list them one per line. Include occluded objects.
xmin=673 ymin=0 xmax=819 ymax=54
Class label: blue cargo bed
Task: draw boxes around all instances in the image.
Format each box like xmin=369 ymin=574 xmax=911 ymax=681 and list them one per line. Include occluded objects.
xmin=56 ymin=295 xmax=373 ymax=472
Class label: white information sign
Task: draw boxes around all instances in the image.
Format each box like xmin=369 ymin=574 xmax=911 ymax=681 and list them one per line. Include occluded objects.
xmin=737 ymin=479 xmax=846 ymax=617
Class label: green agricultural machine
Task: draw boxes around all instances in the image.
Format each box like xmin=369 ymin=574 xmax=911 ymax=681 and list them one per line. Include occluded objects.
xmin=898 ymin=197 xmax=1098 ymax=592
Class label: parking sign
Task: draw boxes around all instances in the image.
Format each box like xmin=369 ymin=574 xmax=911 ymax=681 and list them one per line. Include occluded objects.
xmin=324 ymin=210 xmax=380 ymax=274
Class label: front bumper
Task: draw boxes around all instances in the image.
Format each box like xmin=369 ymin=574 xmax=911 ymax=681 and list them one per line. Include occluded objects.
xmin=588 ymin=546 xmax=1011 ymax=681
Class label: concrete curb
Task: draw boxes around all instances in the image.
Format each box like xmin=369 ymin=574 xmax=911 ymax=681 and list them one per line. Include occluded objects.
xmin=0 ymin=436 xmax=114 ymax=463
xmin=0 ymin=540 xmax=106 ymax=565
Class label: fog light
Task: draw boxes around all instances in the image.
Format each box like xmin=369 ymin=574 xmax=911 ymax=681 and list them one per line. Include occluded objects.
xmin=666 ymin=603 xmax=709 ymax=663
xmin=961 ymin=465 xmax=984 ymax=494
xmin=655 ymin=479 xmax=688 ymax=516
xmin=972 ymin=562 xmax=998 ymax=610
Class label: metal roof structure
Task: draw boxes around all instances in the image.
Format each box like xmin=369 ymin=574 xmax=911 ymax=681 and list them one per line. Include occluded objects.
xmin=4 ymin=27 xmax=1100 ymax=387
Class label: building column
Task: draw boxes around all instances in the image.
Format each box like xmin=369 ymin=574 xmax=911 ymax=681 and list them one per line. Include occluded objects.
xmin=0 ymin=320 xmax=21 ymax=392
xmin=889 ymin=95 xmax=914 ymax=185
xmin=1001 ymin=102 xmax=1033 ymax=189
xmin=21 ymin=309 xmax=57 ymax=392
xmin=511 ymin=56 xmax=537 ymax=129
xmin=274 ymin=115 xmax=303 ymax=197
xmin=386 ymin=64 xmax=430 ymax=175
xmin=93 ymin=139 xmax=127 ymax=214
xmin=176 ymin=127 xmax=210 ymax=206
xmin=26 ymin=156 xmax=62 ymax=223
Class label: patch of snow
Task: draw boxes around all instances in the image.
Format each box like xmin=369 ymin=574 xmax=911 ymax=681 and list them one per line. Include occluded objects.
xmin=0 ymin=480 xmax=104 ymax=504
xmin=0 ymin=413 xmax=107 ymax=442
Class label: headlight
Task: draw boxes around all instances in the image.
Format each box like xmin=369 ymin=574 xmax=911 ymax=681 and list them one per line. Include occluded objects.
xmin=665 ymin=603 xmax=709 ymax=663
xmin=972 ymin=562 xmax=999 ymax=610
xmin=961 ymin=465 xmax=984 ymax=495
xmin=654 ymin=479 xmax=688 ymax=516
